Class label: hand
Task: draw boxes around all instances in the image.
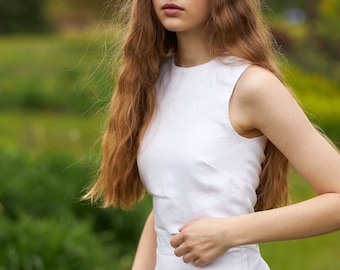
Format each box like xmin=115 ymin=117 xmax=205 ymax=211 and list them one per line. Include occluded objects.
xmin=170 ymin=217 xmax=232 ymax=267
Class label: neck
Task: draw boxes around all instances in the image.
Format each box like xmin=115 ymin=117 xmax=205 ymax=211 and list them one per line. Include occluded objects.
xmin=175 ymin=30 xmax=213 ymax=67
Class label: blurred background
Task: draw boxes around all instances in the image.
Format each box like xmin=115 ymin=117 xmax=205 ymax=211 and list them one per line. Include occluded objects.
xmin=0 ymin=0 xmax=339 ymax=269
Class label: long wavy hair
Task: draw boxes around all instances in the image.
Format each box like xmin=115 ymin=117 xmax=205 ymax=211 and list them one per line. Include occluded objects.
xmin=83 ymin=0 xmax=289 ymax=211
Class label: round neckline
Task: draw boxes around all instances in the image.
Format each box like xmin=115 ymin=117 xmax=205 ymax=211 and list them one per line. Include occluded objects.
xmin=171 ymin=55 xmax=217 ymax=71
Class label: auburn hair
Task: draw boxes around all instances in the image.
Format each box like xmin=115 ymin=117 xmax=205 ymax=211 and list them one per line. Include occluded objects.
xmin=83 ymin=0 xmax=290 ymax=211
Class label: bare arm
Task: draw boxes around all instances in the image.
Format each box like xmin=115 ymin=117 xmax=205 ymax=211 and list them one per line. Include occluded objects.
xmin=170 ymin=66 xmax=340 ymax=267
xmin=131 ymin=210 xmax=157 ymax=270
xmin=231 ymin=66 xmax=340 ymax=242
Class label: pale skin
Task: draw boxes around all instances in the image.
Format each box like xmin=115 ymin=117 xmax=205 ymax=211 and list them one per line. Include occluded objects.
xmin=132 ymin=1 xmax=340 ymax=269
xmin=131 ymin=211 xmax=156 ymax=270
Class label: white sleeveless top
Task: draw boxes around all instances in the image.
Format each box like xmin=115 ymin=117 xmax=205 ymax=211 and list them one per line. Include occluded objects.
xmin=137 ymin=56 xmax=270 ymax=270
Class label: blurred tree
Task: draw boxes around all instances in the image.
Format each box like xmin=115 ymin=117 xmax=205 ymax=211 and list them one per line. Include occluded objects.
xmin=265 ymin=0 xmax=340 ymax=83
xmin=264 ymin=0 xmax=307 ymax=12
xmin=69 ymin=0 xmax=126 ymax=20
xmin=44 ymin=0 xmax=124 ymax=31
xmin=69 ymin=0 xmax=116 ymax=17
xmin=266 ymin=0 xmax=339 ymax=53
xmin=316 ymin=0 xmax=340 ymax=58
xmin=0 ymin=0 xmax=50 ymax=33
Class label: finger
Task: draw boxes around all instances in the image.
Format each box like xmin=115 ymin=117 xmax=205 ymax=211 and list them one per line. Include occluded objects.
xmin=174 ymin=242 xmax=190 ymax=257
xmin=193 ymin=256 xmax=212 ymax=267
xmin=170 ymin=233 xmax=184 ymax=248
xmin=182 ymin=252 xmax=198 ymax=264
xmin=193 ymin=258 xmax=203 ymax=267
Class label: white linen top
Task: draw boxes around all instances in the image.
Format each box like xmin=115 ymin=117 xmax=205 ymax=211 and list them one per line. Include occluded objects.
xmin=137 ymin=55 xmax=270 ymax=269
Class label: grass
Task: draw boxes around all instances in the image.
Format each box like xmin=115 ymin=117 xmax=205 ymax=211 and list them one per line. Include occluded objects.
xmin=0 ymin=32 xmax=340 ymax=269
xmin=261 ymin=171 xmax=340 ymax=269
xmin=0 ymin=33 xmax=115 ymax=113
xmin=261 ymin=233 xmax=340 ymax=269
xmin=0 ymin=110 xmax=102 ymax=157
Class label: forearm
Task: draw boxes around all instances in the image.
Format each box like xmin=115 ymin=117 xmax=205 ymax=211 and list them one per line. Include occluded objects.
xmin=131 ymin=210 xmax=157 ymax=270
xmin=231 ymin=193 xmax=340 ymax=247
xmin=169 ymin=193 xmax=340 ymax=267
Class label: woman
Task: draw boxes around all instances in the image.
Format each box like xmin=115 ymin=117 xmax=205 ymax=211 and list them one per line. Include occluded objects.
xmin=83 ymin=0 xmax=340 ymax=269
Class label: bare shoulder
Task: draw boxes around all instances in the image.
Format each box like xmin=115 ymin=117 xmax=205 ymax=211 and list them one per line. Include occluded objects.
xmin=230 ymin=65 xmax=290 ymax=136
xmin=235 ymin=65 xmax=287 ymax=104
xmin=235 ymin=65 xmax=340 ymax=195
xmin=233 ymin=64 xmax=303 ymax=132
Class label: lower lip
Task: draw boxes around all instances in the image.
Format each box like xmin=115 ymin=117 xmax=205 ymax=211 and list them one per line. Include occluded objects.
xmin=163 ymin=8 xmax=183 ymax=16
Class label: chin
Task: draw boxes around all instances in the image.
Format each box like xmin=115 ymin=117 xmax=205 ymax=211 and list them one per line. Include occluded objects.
xmin=160 ymin=21 xmax=186 ymax=32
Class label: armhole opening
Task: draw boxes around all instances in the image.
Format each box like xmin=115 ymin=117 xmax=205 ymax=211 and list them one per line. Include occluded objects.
xmin=228 ymin=65 xmax=265 ymax=140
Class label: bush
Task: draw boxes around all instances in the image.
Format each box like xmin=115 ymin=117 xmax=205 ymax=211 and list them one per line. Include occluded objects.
xmin=0 ymin=215 xmax=117 ymax=270
xmin=0 ymin=0 xmax=50 ymax=33
xmin=285 ymin=67 xmax=340 ymax=145
xmin=0 ymin=149 xmax=86 ymax=220
xmin=0 ymin=147 xmax=150 ymax=269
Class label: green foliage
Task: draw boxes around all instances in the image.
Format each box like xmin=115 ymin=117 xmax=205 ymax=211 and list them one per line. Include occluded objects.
xmin=316 ymin=0 xmax=340 ymax=58
xmin=0 ymin=34 xmax=114 ymax=114
xmin=0 ymin=145 xmax=150 ymax=269
xmin=285 ymin=67 xmax=340 ymax=144
xmin=264 ymin=0 xmax=308 ymax=11
xmin=0 ymin=0 xmax=50 ymax=33
xmin=0 ymin=149 xmax=84 ymax=219
xmin=0 ymin=77 xmax=151 ymax=268
xmin=265 ymin=0 xmax=340 ymax=83
xmin=0 ymin=216 xmax=117 ymax=270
